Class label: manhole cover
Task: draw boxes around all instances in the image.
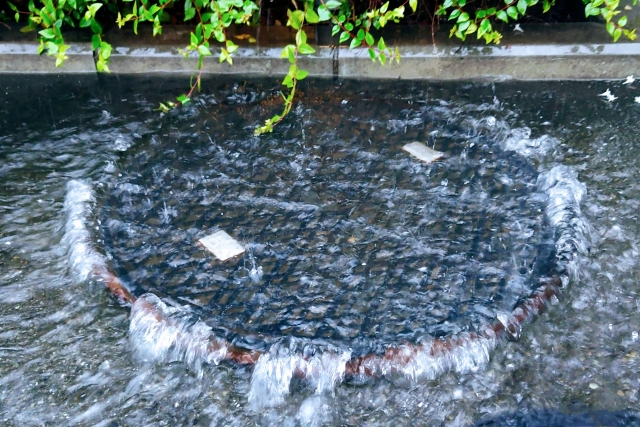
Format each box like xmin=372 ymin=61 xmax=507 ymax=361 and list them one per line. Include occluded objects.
xmin=98 ymin=128 xmax=557 ymax=357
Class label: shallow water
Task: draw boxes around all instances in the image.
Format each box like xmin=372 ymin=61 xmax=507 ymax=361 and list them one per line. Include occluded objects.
xmin=1 ymin=75 xmax=639 ymax=426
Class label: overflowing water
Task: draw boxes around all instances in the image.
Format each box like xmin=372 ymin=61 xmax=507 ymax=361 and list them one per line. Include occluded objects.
xmin=1 ymin=75 xmax=640 ymax=425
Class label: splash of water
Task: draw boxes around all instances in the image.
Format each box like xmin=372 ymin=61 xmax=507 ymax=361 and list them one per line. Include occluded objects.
xmin=538 ymin=165 xmax=591 ymax=279
xmin=248 ymin=347 xmax=351 ymax=407
xmin=129 ymin=293 xmax=228 ymax=372
xmin=62 ymin=180 xmax=108 ymax=283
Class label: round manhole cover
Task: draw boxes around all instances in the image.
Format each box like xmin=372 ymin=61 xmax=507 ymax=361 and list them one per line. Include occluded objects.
xmin=99 ymin=123 xmax=556 ymax=357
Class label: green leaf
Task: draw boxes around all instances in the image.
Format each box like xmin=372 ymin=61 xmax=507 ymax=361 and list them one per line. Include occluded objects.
xmin=324 ymin=0 xmax=341 ymax=10
xmin=349 ymin=37 xmax=361 ymax=48
xmin=449 ymin=9 xmax=460 ymax=20
xmin=198 ymin=45 xmax=212 ymax=56
xmin=367 ymin=47 xmax=375 ymax=61
xmin=91 ymin=34 xmax=100 ymax=49
xmin=282 ymin=74 xmax=294 ymax=88
xmin=306 ymin=9 xmax=320 ymax=23
xmin=408 ymin=0 xmax=417 ymax=11
xmin=365 ymin=32 xmax=374 ymax=46
xmin=458 ymin=20 xmax=470 ymax=32
xmin=184 ymin=7 xmax=196 ymax=20
xmin=357 ymin=28 xmax=365 ymax=40
xmin=480 ymin=18 xmax=491 ymax=31
xmin=476 ymin=9 xmax=486 ymax=18
xmin=88 ymin=3 xmax=102 ymax=17
xmin=458 ymin=0 xmax=466 ymax=6
xmin=298 ymin=43 xmax=315 ymax=54
xmin=377 ymin=36 xmax=386 ymax=51
xmin=443 ymin=0 xmax=453 ymax=8
xmin=190 ymin=32 xmax=198 ymax=46
xmin=332 ymin=24 xmax=340 ymax=36
xmin=585 ymin=3 xmax=598 ymax=17
xmin=296 ymin=29 xmax=307 ymax=45
xmin=379 ymin=52 xmax=387 ymax=65
xmin=606 ymin=21 xmax=615 ymax=35
xmin=7 ymin=1 xmax=18 ymax=11
xmin=344 ymin=22 xmax=354 ymax=31
xmin=287 ymin=9 xmax=304 ymax=29
xmin=506 ymin=6 xmax=518 ymax=19
xmin=618 ymin=16 xmax=627 ymax=27
xmin=177 ymin=94 xmax=190 ymax=104
xmin=496 ymin=10 xmax=508 ymax=22
xmin=613 ymin=27 xmax=622 ymax=41
xmin=226 ymin=40 xmax=238 ymax=53
xmin=38 ymin=28 xmax=55 ymax=39
xmin=318 ymin=5 xmax=331 ymax=21
xmin=90 ymin=19 xmax=102 ymax=34
xmin=339 ymin=31 xmax=350 ymax=43
xmin=219 ymin=48 xmax=228 ymax=63
xmin=457 ymin=12 xmax=469 ymax=22
xmin=296 ymin=69 xmax=309 ymax=80
xmin=517 ymin=0 xmax=527 ymax=15
xmin=486 ymin=7 xmax=496 ymax=15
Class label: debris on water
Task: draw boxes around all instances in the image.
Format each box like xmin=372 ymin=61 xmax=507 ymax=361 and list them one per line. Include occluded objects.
xmin=599 ymin=89 xmax=617 ymax=102
xmin=513 ymin=24 xmax=524 ymax=33
xmin=589 ymin=382 xmax=599 ymax=390
xmin=198 ymin=230 xmax=245 ymax=261
xmin=623 ymin=75 xmax=635 ymax=85
xmin=402 ymin=141 xmax=444 ymax=164
xmin=632 ymin=331 xmax=638 ymax=342
xmin=635 ymin=96 xmax=640 ymax=104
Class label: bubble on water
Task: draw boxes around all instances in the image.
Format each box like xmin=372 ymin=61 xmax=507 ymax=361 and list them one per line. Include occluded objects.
xmin=297 ymin=395 xmax=331 ymax=427
xmin=62 ymin=180 xmax=108 ymax=283
xmin=113 ymin=134 xmax=133 ymax=151
xmin=502 ymin=127 xmax=558 ymax=158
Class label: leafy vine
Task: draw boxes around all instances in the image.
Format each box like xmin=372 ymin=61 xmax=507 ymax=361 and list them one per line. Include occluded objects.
xmin=3 ymin=0 xmax=638 ymax=134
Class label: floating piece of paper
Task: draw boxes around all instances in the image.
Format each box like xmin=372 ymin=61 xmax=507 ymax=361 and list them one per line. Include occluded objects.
xmin=402 ymin=142 xmax=444 ymax=164
xmin=198 ymin=230 xmax=245 ymax=261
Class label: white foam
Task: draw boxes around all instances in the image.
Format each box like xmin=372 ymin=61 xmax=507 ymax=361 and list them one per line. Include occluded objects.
xmin=248 ymin=349 xmax=350 ymax=408
xmin=502 ymin=127 xmax=558 ymax=158
xmin=62 ymin=180 xmax=108 ymax=283
xmin=129 ymin=293 xmax=228 ymax=371
xmin=352 ymin=334 xmax=496 ymax=383
xmin=538 ymin=166 xmax=591 ymax=278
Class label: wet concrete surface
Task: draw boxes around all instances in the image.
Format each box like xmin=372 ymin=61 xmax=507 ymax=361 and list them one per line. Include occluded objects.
xmin=1 ymin=22 xmax=640 ymax=78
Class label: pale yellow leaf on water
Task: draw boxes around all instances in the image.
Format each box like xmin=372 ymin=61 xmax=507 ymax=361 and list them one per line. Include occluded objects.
xmin=402 ymin=142 xmax=444 ymax=164
xmin=198 ymin=230 xmax=244 ymax=261
xmin=249 ymin=37 xmax=256 ymax=43
xmin=234 ymin=34 xmax=252 ymax=40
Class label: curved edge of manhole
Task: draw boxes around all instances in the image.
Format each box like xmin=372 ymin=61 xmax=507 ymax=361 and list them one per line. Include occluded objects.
xmin=61 ymin=164 xmax=589 ymax=387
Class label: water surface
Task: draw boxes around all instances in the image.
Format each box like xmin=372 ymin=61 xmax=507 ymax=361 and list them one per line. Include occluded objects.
xmin=1 ymin=75 xmax=639 ymax=426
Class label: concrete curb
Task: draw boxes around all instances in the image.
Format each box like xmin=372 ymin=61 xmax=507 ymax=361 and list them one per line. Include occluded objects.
xmin=1 ymin=23 xmax=639 ymax=79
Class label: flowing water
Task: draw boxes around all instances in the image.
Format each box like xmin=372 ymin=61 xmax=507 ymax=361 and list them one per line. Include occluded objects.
xmin=0 ymin=75 xmax=639 ymax=426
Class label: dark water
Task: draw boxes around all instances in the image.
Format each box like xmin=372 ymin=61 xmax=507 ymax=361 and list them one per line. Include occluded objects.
xmin=1 ymin=75 xmax=639 ymax=426
xmin=100 ymin=85 xmax=553 ymax=356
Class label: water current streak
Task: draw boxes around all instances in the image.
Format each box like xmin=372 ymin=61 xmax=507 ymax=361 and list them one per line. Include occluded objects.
xmin=63 ymin=162 xmax=589 ymax=398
